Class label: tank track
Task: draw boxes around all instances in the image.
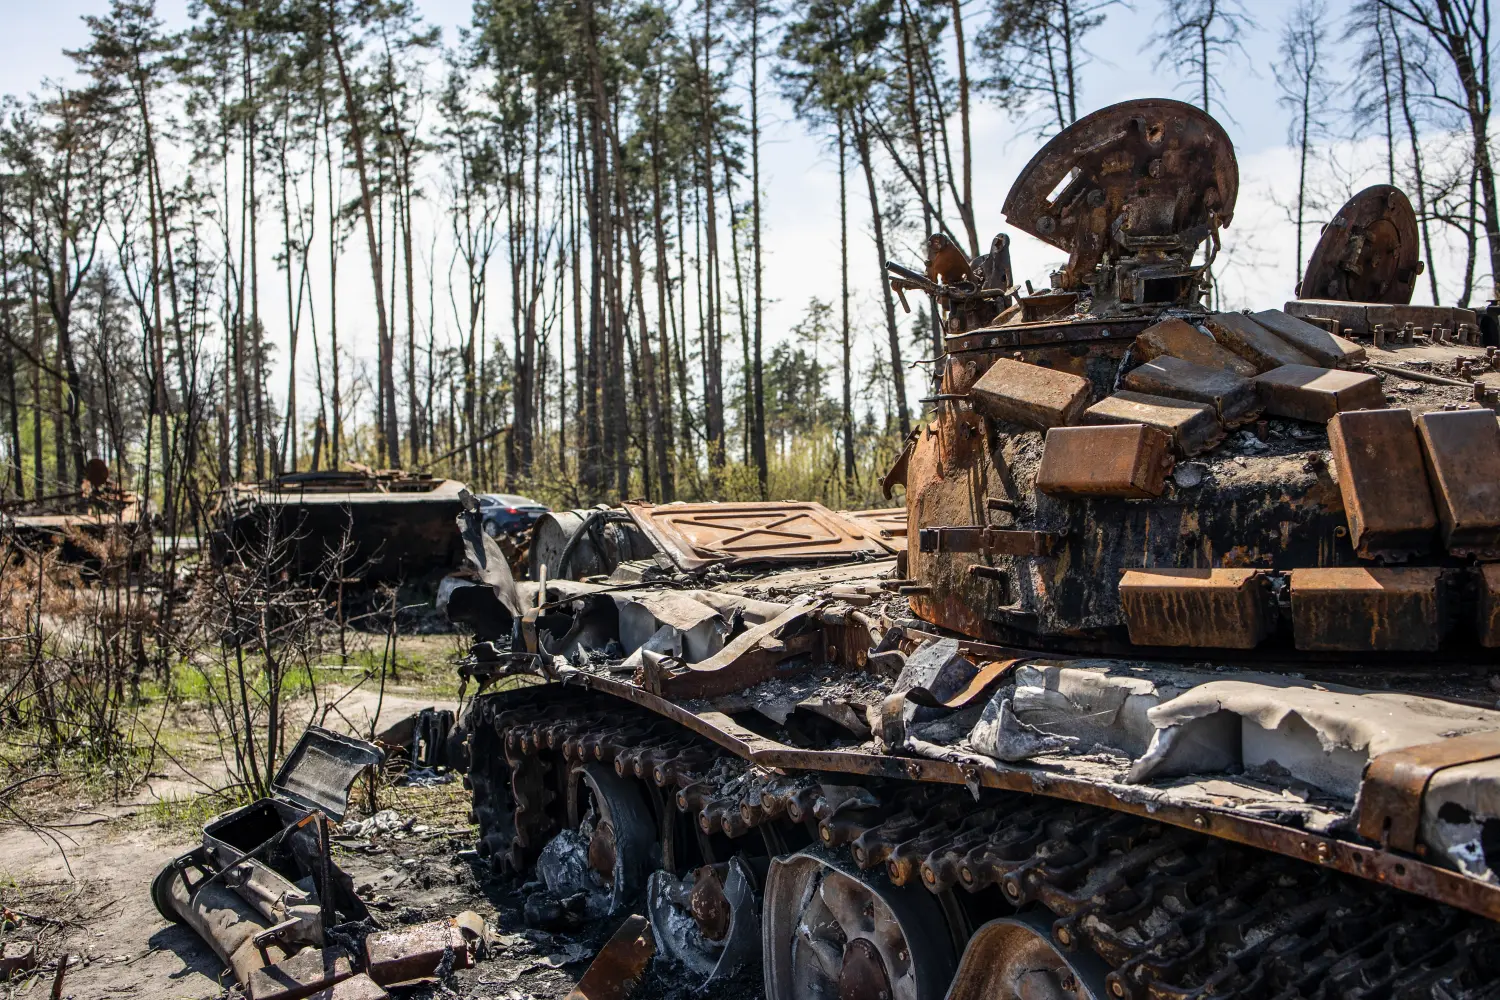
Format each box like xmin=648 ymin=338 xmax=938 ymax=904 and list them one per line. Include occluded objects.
xmin=466 ymin=689 xmax=1500 ymax=999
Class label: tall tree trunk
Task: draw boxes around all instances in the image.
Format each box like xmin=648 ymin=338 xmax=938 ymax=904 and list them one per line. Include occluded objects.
xmin=403 ymin=140 xmax=419 ymax=467
xmin=698 ymin=3 xmax=725 ymax=468
xmin=323 ymin=77 xmax=343 ymax=471
xmin=327 ymin=0 xmax=396 ymax=467
xmin=949 ymin=0 xmax=977 ymax=254
xmin=1294 ymin=66 xmax=1311 ymax=287
xmin=838 ymin=113 xmax=854 ymax=488
xmin=649 ymin=77 xmax=677 ymax=501
xmin=1391 ymin=12 xmax=1442 ymax=304
xmin=749 ymin=1 xmax=767 ymax=497
xmin=854 ymin=116 xmax=910 ymax=436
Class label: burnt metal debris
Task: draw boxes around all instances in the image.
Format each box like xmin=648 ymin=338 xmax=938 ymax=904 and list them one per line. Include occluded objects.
xmin=156 ymin=98 xmax=1500 ymax=999
xmin=3 ymin=458 xmax=146 ymax=568
xmin=149 ymin=727 xmax=430 ymax=998
xmin=215 ymin=468 xmax=468 ymax=583
xmin=1299 ymin=184 xmax=1423 ymax=304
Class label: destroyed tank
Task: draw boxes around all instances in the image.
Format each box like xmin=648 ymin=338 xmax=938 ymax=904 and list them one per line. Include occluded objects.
xmin=215 ymin=467 xmax=468 ymax=584
xmin=453 ymin=100 xmax=1500 ymax=1000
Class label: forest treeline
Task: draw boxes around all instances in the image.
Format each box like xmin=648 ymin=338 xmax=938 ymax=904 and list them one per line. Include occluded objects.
xmin=0 ymin=0 xmax=1492 ymax=519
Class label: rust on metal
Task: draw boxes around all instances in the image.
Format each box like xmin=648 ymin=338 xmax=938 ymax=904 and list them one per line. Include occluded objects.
xmin=364 ymin=920 xmax=472 ymax=986
xmin=1118 ymin=569 xmax=1269 ymax=649
xmin=501 ymin=675 xmax=1500 ymax=922
xmin=1358 ymin=729 xmax=1500 ymax=853
xmin=1134 ymin=318 xmax=1259 ymax=377
xmin=1282 ymin=299 xmax=1478 ymax=339
xmin=916 ymin=527 xmax=1060 ymax=557
xmin=1299 ymin=184 xmax=1422 ymax=304
xmin=837 ymin=938 xmax=892 ymax=1000
xmin=0 ymin=942 xmax=37 ymax=981
xmin=1252 ymin=364 xmax=1386 ymax=423
xmin=839 ymin=507 xmax=908 ymax=552
xmin=305 ymin=974 xmax=387 ymax=1000
xmin=1035 ymin=424 xmax=1174 ymax=499
xmin=1327 ymin=408 xmax=1437 ymax=560
xmin=1289 ymin=567 xmax=1446 ymax=652
xmin=1082 ymin=391 xmax=1223 ymax=456
xmin=687 ymin=866 xmax=732 ymax=942
xmin=1248 ymin=308 xmax=1366 ymax=368
xmin=1121 ymin=356 xmax=1261 ymax=427
xmin=1201 ymin=312 xmax=1316 ymax=372
xmin=968 ymin=357 xmax=1091 ymax=430
xmin=1002 ymin=99 xmax=1237 ymax=297
xmin=638 ymin=604 xmax=821 ymax=699
xmin=246 ymin=947 xmax=354 ymax=1000
xmin=945 ymin=316 xmax=1153 ymax=355
xmin=1414 ymin=410 xmax=1500 ymax=558
xmin=622 ymin=501 xmax=886 ymax=572
xmin=905 ymin=659 xmax=1021 ymax=710
xmin=565 ymin=914 xmax=655 ymax=1000
xmin=217 ymin=472 xmax=467 ymax=582
xmin=1482 ymin=564 xmax=1500 ymax=648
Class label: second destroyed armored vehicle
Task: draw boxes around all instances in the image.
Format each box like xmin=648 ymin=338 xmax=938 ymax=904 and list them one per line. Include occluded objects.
xmin=449 ymin=100 xmax=1500 ymax=999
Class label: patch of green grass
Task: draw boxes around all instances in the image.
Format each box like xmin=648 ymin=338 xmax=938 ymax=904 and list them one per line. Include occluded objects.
xmin=139 ymin=788 xmax=251 ymax=837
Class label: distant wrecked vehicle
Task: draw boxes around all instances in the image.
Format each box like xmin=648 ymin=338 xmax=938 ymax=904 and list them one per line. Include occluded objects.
xmin=215 ymin=468 xmax=467 ymax=584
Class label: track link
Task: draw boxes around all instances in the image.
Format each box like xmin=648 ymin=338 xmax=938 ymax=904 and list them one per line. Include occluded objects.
xmin=466 ymin=689 xmax=1500 ymax=999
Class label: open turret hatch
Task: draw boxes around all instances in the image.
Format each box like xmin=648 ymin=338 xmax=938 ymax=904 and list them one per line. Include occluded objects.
xmin=1002 ymin=99 xmax=1238 ymax=311
xmin=1299 ymin=184 xmax=1423 ymax=304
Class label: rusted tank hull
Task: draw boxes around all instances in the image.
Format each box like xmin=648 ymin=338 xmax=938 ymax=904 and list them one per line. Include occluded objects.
xmin=216 ymin=481 xmax=466 ymax=583
xmin=448 ymin=99 xmax=1500 ymax=1000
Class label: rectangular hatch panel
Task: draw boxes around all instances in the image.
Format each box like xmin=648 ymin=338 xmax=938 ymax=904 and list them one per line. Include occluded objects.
xmin=624 ymin=501 xmax=887 ymax=571
xmin=272 ymin=726 xmax=384 ymax=821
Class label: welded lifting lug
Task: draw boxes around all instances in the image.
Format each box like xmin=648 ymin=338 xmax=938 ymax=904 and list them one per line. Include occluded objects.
xmin=917 ymin=526 xmax=1062 ymax=557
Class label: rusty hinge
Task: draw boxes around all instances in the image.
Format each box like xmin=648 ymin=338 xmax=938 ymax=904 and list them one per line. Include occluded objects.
xmin=1357 ymin=729 xmax=1500 ymax=853
xmin=916 ymin=526 xmax=1061 ymax=556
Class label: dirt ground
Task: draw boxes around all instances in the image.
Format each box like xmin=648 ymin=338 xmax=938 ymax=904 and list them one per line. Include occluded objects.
xmin=0 ymin=782 xmax=764 ymax=1000
xmin=0 ymin=637 xmax=763 ymax=1000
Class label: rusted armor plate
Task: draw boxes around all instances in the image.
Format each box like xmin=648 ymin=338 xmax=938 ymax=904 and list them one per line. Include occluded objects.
xmin=1327 ymin=408 xmax=1437 ymax=560
xmin=1122 ymin=356 xmax=1261 ymax=427
xmin=1300 ymin=184 xmax=1422 ymax=304
xmin=1357 ymin=729 xmax=1500 ymax=853
xmin=623 ymin=502 xmax=886 ymax=572
xmin=306 ymin=975 xmax=388 ymax=1000
xmin=1134 ymin=318 xmax=1259 ymax=378
xmin=968 ymin=357 xmax=1091 ymax=430
xmin=247 ymin=947 xmax=354 ymax=1000
xmin=1036 ymin=424 xmax=1174 ymax=499
xmin=916 ymin=527 xmax=1060 ymax=557
xmin=1202 ymin=312 xmax=1316 ymax=372
xmin=1083 ymin=391 xmax=1223 ymax=457
xmin=1001 ymin=99 xmax=1237 ymax=290
xmin=1282 ymin=299 xmax=1479 ymax=340
xmin=946 ymin=316 xmax=1155 ymax=355
xmin=905 ymin=659 xmax=1022 ymax=710
xmin=1481 ymin=564 xmax=1500 ymax=648
xmin=365 ymin=920 xmax=472 ymax=986
xmin=1288 ymin=567 xmax=1446 ymax=652
xmin=1252 ymin=365 xmax=1386 ymax=423
xmin=565 ymin=914 xmax=654 ymax=1000
xmin=1248 ymin=309 xmax=1367 ymax=368
xmin=1414 ymin=410 xmax=1500 ymax=558
xmin=1119 ymin=569 xmax=1270 ymax=649
xmin=839 ymin=507 xmax=909 ymax=552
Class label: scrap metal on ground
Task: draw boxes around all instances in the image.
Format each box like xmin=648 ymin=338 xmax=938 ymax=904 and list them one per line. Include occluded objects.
xmin=157 ymin=97 xmax=1500 ymax=1000
xmin=151 ymin=727 xmax=487 ymax=998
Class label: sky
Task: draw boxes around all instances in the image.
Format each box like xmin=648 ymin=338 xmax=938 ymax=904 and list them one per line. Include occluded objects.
xmin=0 ymin=0 xmax=1484 ymax=426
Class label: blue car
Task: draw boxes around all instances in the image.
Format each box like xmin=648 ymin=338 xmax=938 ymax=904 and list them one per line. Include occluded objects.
xmin=478 ymin=493 xmax=549 ymax=538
